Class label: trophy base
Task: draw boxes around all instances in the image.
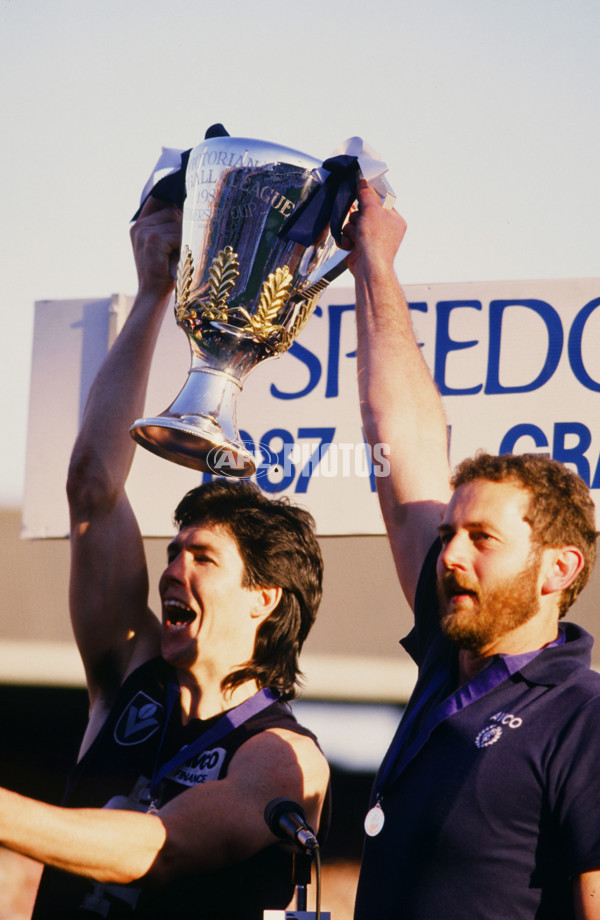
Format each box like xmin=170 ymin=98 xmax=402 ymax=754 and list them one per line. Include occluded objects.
xmin=130 ymin=416 xmax=256 ymax=477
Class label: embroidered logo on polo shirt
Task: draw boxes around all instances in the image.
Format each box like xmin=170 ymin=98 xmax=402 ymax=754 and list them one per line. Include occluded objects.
xmin=114 ymin=692 xmax=164 ymax=746
xmin=475 ymin=725 xmax=503 ymax=747
xmin=475 ymin=710 xmax=523 ymax=748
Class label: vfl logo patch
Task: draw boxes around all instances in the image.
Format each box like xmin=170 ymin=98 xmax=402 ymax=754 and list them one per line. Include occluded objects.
xmin=114 ymin=692 xmax=164 ymax=746
xmin=475 ymin=710 xmax=524 ymax=749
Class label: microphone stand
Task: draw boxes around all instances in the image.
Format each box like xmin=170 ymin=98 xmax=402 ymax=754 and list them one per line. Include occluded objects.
xmin=293 ymin=852 xmax=312 ymax=911
xmin=263 ymin=849 xmax=331 ymax=919
xmin=262 ymin=797 xmax=331 ymax=919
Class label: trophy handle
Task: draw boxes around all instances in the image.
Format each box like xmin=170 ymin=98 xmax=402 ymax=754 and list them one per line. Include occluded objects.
xmin=312 ymin=249 xmax=349 ymax=286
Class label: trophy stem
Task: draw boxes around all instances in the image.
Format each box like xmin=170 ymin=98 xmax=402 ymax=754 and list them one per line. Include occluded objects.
xmin=129 ymin=365 xmax=256 ymax=476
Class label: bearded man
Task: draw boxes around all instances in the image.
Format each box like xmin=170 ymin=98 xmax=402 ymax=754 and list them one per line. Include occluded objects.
xmin=342 ymin=180 xmax=600 ymax=920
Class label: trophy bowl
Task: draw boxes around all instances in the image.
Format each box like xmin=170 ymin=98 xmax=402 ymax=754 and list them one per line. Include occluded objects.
xmin=130 ymin=136 xmax=352 ymax=476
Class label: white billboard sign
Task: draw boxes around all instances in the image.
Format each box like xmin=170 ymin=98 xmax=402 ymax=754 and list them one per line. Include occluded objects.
xmin=23 ymin=278 xmax=600 ymax=537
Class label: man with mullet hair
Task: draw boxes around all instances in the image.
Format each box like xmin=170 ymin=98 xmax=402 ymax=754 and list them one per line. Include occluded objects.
xmin=341 ymin=180 xmax=600 ymax=920
xmin=0 ymin=198 xmax=329 ymax=920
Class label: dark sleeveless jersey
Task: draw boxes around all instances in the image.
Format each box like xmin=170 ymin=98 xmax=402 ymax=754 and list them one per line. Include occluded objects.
xmin=32 ymin=657 xmax=323 ymax=920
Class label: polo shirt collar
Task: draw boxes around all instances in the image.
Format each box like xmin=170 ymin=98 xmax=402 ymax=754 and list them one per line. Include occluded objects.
xmin=513 ymin=621 xmax=593 ymax=687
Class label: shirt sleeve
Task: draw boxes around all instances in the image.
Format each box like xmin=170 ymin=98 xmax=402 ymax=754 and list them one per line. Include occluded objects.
xmin=547 ymin=688 xmax=600 ymax=875
xmin=400 ymin=538 xmax=442 ymax=667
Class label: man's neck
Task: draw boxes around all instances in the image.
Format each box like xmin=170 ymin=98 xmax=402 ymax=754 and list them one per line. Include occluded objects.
xmin=175 ymin=671 xmax=261 ymax=723
xmin=457 ymin=618 xmax=560 ymax=686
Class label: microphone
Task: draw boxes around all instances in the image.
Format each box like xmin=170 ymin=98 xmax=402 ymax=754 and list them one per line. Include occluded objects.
xmin=264 ymin=797 xmax=319 ymax=851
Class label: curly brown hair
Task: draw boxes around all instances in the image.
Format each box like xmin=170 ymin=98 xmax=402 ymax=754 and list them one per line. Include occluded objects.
xmin=451 ymin=453 xmax=598 ymax=616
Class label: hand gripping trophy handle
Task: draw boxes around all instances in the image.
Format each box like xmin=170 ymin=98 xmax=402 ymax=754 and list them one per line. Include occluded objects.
xmin=129 ymin=136 xmax=385 ymax=477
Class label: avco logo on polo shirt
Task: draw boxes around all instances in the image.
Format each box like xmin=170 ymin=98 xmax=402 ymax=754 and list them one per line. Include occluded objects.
xmin=114 ymin=692 xmax=164 ymax=745
xmin=475 ymin=710 xmax=523 ymax=748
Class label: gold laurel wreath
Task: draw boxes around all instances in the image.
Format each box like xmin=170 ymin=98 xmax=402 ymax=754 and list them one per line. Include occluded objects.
xmin=175 ymin=245 xmax=240 ymax=326
xmin=236 ymin=266 xmax=293 ymax=343
xmin=176 ymin=246 xmax=302 ymax=350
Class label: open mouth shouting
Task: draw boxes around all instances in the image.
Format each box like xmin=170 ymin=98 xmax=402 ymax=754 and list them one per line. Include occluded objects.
xmin=438 ymin=574 xmax=479 ymax=609
xmin=163 ymin=599 xmax=197 ymax=631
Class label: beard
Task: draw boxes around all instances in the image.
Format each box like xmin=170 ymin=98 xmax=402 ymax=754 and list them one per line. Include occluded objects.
xmin=436 ymin=550 xmax=542 ymax=653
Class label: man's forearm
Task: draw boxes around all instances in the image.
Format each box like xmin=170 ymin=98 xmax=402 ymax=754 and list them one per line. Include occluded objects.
xmin=67 ymin=201 xmax=181 ymax=515
xmin=354 ymin=258 xmax=450 ymax=504
xmin=346 ymin=185 xmax=451 ymax=603
xmin=356 ymin=263 xmax=446 ymax=442
xmin=346 ymin=184 xmax=449 ymax=470
xmin=68 ymin=287 xmax=172 ymax=506
xmin=0 ymin=787 xmax=165 ymax=884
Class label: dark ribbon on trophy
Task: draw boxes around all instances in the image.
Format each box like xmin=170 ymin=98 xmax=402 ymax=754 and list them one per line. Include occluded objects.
xmin=279 ymin=154 xmax=360 ymax=247
xmin=132 ymin=148 xmax=191 ymax=219
xmin=132 ymin=124 xmax=230 ymax=220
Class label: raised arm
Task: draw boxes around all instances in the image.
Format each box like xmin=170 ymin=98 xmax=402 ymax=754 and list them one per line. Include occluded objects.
xmin=66 ymin=201 xmax=182 ymax=716
xmin=343 ymin=182 xmax=451 ymax=607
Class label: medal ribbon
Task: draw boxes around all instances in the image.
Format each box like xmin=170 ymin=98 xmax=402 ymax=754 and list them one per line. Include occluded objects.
xmin=374 ymin=628 xmax=566 ymax=800
xmin=149 ymin=685 xmax=279 ymax=798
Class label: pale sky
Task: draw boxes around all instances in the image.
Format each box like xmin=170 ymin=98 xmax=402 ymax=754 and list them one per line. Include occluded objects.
xmin=2 ymin=0 xmax=599 ymax=505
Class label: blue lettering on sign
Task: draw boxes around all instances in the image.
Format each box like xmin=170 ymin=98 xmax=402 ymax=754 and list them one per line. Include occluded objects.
xmin=485 ymin=300 xmax=563 ymax=394
xmin=568 ymin=297 xmax=600 ymax=392
xmin=500 ymin=424 xmax=549 ymax=454
xmin=268 ymin=293 xmax=600 ymax=402
xmin=407 ymin=301 xmax=428 ymax=343
xmin=294 ymin=427 xmax=336 ymax=493
xmin=229 ymin=289 xmax=600 ymax=495
xmin=271 ymin=339 xmax=322 ymax=400
xmin=553 ymin=422 xmax=593 ymax=482
xmin=434 ymin=301 xmax=483 ymax=396
xmin=410 ymin=295 xmax=599 ymax=396
xmin=271 ymin=303 xmax=356 ymax=399
xmin=269 ymin=303 xmax=358 ymax=401
xmin=499 ymin=421 xmax=600 ymax=487
xmin=325 ymin=304 xmax=357 ymax=398
xmin=257 ymin=428 xmax=296 ymax=493
xmin=201 ymin=427 xmax=386 ymax=495
xmin=591 ymin=454 xmax=600 ymax=490
xmin=270 ymin=303 xmax=323 ymax=400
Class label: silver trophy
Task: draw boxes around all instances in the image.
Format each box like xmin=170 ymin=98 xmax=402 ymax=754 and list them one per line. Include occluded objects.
xmin=130 ymin=136 xmax=355 ymax=476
